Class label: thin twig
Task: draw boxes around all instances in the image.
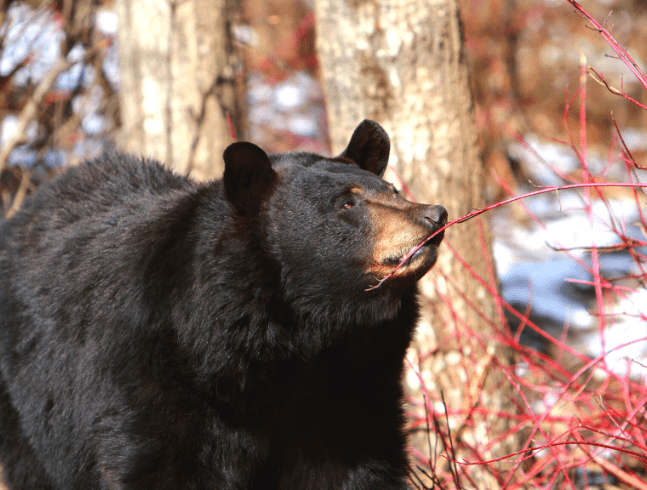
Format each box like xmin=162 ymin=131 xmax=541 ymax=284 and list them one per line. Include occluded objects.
xmin=5 ymin=169 xmax=32 ymax=219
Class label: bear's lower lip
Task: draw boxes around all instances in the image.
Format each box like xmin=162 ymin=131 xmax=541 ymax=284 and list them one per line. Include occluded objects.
xmin=383 ymin=242 xmax=435 ymax=268
xmin=386 ymin=232 xmax=443 ymax=265
xmin=411 ymin=247 xmax=426 ymax=259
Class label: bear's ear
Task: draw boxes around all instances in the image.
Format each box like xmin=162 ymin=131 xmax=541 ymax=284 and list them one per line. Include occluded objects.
xmin=337 ymin=119 xmax=390 ymax=177
xmin=223 ymin=142 xmax=276 ymax=214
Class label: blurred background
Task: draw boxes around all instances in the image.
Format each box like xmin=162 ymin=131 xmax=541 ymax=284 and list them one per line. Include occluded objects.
xmin=1 ymin=0 xmax=645 ymax=374
xmin=0 ymin=0 xmax=646 ymax=486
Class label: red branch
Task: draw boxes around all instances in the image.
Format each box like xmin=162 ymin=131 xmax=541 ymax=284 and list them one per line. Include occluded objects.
xmin=566 ymin=0 xmax=647 ymax=89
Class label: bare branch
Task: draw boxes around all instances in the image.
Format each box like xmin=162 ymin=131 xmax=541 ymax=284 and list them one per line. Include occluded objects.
xmin=0 ymin=56 xmax=73 ymax=173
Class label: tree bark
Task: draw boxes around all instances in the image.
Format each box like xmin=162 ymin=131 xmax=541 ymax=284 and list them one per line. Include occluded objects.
xmin=116 ymin=0 xmax=241 ymax=180
xmin=314 ymin=0 xmax=520 ymax=485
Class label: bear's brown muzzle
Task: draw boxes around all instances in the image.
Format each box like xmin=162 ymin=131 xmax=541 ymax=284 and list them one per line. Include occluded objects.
xmin=367 ymin=196 xmax=447 ymax=279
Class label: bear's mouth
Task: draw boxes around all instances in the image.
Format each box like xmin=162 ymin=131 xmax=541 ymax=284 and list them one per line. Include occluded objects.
xmin=366 ymin=226 xmax=445 ymax=284
xmin=382 ymin=229 xmax=445 ymax=268
xmin=383 ymin=242 xmax=434 ymax=268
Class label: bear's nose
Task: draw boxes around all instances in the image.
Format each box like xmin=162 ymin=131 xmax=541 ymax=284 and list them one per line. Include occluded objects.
xmin=424 ymin=205 xmax=448 ymax=227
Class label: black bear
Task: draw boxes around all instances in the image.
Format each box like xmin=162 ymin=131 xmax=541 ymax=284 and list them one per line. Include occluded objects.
xmin=0 ymin=120 xmax=446 ymax=489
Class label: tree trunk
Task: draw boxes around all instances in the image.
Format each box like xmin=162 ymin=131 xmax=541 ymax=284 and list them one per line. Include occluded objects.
xmin=314 ymin=0 xmax=519 ymax=485
xmin=115 ymin=0 xmax=241 ymax=180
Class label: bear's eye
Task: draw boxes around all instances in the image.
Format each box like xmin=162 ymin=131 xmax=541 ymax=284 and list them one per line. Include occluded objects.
xmin=338 ymin=188 xmax=361 ymax=211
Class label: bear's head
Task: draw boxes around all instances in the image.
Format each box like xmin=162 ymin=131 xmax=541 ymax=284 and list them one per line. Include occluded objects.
xmin=222 ymin=120 xmax=446 ymax=328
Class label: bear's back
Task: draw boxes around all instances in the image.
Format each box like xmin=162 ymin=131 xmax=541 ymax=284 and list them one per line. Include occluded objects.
xmin=8 ymin=153 xmax=195 ymax=226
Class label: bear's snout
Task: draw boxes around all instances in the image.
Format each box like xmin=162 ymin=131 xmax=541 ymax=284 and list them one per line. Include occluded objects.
xmin=423 ymin=205 xmax=448 ymax=228
xmin=419 ymin=204 xmax=447 ymax=247
xmin=366 ymin=200 xmax=447 ymax=281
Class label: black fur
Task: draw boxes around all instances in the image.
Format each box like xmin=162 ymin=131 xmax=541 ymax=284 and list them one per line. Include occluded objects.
xmin=0 ymin=120 xmax=446 ymax=489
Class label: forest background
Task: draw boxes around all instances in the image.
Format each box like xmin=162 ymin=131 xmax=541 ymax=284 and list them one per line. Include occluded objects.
xmin=0 ymin=0 xmax=646 ymax=488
